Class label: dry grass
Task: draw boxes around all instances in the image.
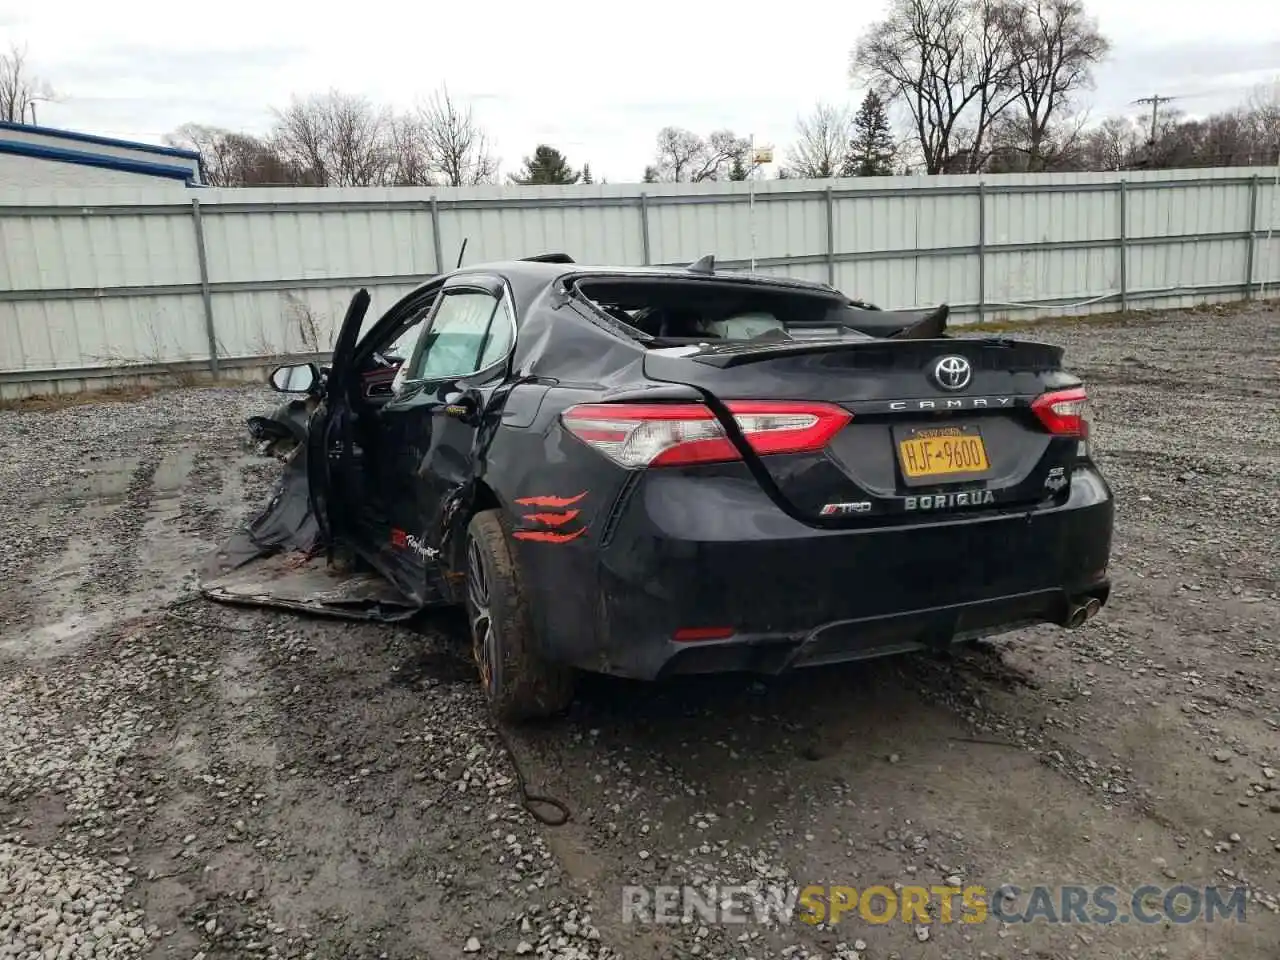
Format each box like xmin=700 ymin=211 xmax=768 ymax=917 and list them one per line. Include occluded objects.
xmin=0 ymin=374 xmax=226 ymax=414
xmin=963 ymin=296 xmax=1279 ymax=334
xmin=963 ymin=309 xmax=1145 ymax=335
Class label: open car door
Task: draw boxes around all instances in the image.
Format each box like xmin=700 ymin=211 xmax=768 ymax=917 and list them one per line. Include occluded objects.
xmin=199 ymin=289 xmax=421 ymax=621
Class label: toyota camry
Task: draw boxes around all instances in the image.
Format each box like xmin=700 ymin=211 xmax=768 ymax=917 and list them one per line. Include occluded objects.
xmin=203 ymin=254 xmax=1114 ymax=721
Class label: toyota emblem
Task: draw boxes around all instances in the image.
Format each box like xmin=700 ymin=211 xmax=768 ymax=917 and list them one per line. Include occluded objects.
xmin=933 ymin=355 xmax=972 ymax=391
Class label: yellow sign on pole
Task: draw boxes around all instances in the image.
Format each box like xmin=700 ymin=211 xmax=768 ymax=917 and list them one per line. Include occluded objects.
xmin=752 ymin=146 xmax=774 ymax=165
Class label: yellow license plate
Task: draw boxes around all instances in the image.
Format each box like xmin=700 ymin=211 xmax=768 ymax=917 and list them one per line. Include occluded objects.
xmin=898 ymin=428 xmax=991 ymax=479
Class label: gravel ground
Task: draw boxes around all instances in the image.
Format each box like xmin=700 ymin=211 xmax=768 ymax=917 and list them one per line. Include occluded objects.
xmin=1 ymin=302 xmax=1278 ymax=960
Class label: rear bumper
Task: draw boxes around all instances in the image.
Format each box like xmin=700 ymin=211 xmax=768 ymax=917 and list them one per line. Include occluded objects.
xmin=642 ymin=586 xmax=1108 ymax=677
xmin=520 ymin=464 xmax=1114 ymax=680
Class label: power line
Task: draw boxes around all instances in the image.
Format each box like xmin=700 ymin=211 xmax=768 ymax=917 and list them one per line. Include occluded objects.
xmin=1160 ymin=80 xmax=1278 ymax=100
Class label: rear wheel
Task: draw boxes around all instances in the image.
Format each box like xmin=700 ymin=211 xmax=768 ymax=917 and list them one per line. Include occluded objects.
xmin=465 ymin=510 xmax=574 ymax=722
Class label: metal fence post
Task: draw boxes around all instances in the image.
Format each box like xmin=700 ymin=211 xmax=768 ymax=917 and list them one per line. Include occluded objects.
xmin=976 ymin=182 xmax=986 ymax=324
xmin=639 ymin=193 xmax=652 ymax=266
xmin=1119 ymin=179 xmax=1128 ymax=313
xmin=189 ymin=198 xmax=218 ymax=376
xmin=430 ymin=196 xmax=444 ymax=273
xmin=1245 ymin=175 xmax=1260 ymax=299
xmin=825 ymin=186 xmax=836 ymax=286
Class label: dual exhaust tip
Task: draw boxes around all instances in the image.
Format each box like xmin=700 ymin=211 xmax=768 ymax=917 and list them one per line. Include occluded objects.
xmin=1064 ymin=597 xmax=1103 ymax=629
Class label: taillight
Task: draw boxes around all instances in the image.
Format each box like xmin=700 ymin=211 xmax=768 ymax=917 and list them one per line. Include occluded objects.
xmin=561 ymin=400 xmax=851 ymax=468
xmin=1031 ymin=387 xmax=1091 ymax=438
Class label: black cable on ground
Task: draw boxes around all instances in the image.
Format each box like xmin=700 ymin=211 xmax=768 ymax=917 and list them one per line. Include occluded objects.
xmin=490 ymin=719 xmax=570 ymax=826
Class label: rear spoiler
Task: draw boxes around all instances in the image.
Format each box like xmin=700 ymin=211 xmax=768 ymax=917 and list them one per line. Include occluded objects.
xmin=521 ymin=253 xmax=576 ymax=264
xmin=683 ymin=329 xmax=1062 ymax=369
xmin=835 ymin=303 xmax=950 ymax=340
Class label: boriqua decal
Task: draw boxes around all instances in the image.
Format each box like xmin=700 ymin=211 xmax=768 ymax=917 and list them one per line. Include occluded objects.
xmin=904 ymin=490 xmax=995 ymax=511
xmin=391 ymin=528 xmax=441 ymax=561
xmin=513 ymin=492 xmax=588 ymax=543
xmin=1044 ymin=466 xmax=1068 ymax=494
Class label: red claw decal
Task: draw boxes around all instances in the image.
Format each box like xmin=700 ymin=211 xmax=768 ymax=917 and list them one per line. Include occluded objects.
xmin=523 ymin=509 xmax=580 ymax=527
xmin=514 ymin=492 xmax=588 ymax=543
xmin=512 ymin=527 xmax=588 ymax=544
xmin=514 ymin=492 xmax=586 ymax=508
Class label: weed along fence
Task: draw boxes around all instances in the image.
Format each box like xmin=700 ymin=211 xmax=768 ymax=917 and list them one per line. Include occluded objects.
xmin=2 ymin=166 xmax=1278 ymax=398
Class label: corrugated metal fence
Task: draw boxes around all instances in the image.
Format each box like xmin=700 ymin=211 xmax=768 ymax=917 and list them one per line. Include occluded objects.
xmin=2 ymin=166 xmax=1278 ymax=397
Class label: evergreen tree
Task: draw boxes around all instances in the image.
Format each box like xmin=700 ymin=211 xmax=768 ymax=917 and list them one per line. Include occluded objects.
xmin=581 ymin=163 xmax=593 ymax=184
xmin=727 ymin=154 xmax=748 ymax=181
xmin=642 ymin=165 xmax=659 ymax=183
xmin=846 ymin=92 xmax=896 ymax=177
xmin=509 ymin=145 xmax=580 ymax=184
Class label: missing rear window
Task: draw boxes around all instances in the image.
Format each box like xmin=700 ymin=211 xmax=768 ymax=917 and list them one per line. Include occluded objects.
xmin=571 ymin=276 xmax=870 ymax=347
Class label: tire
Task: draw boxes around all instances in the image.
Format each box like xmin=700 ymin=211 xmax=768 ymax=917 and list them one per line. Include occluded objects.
xmin=465 ymin=509 xmax=574 ymax=722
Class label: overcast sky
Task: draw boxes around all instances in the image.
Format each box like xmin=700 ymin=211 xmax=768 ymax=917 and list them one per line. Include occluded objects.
xmin=2 ymin=0 xmax=1278 ymax=181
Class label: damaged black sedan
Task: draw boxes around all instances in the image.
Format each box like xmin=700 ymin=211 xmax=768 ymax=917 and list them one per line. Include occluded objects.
xmin=203 ymin=255 xmax=1114 ymax=721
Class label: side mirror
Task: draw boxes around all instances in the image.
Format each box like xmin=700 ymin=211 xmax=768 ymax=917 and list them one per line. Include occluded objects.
xmin=269 ymin=362 xmax=320 ymax=394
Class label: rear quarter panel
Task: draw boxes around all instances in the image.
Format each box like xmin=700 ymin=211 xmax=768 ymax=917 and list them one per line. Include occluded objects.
xmin=482 ymin=385 xmax=635 ymax=662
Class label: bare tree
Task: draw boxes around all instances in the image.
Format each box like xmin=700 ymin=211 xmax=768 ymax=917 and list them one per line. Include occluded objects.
xmin=787 ymin=101 xmax=853 ymax=178
xmin=851 ymin=0 xmax=1096 ymax=174
xmin=166 ymin=123 xmax=312 ymax=186
xmin=1078 ymin=116 xmax=1141 ymax=170
xmin=0 ymin=43 xmax=56 ymax=124
xmin=1141 ymin=109 xmax=1208 ymax=168
xmin=327 ymin=93 xmax=394 ymax=186
xmin=1198 ymin=110 xmax=1256 ymax=167
xmin=1244 ymin=80 xmax=1280 ymax=163
xmin=271 ymin=95 xmax=333 ymax=184
xmin=166 ymin=124 xmax=234 ymax=184
xmin=703 ymin=131 xmax=754 ymax=181
xmin=271 ymin=90 xmax=395 ymax=186
xmin=964 ymin=0 xmax=1025 ymax=172
xmin=653 ymin=127 xmax=704 ymax=182
xmin=652 ymin=127 xmax=751 ymax=181
xmin=987 ymin=108 xmax=1089 ymax=170
xmin=388 ymin=113 xmax=435 ymax=186
xmin=229 ymin=132 xmax=316 ymax=185
xmin=1004 ymin=0 xmax=1109 ymax=170
xmin=171 ymin=86 xmax=499 ymax=188
xmin=413 ymin=85 xmax=498 ymax=186
xmin=853 ymin=0 xmax=995 ymax=174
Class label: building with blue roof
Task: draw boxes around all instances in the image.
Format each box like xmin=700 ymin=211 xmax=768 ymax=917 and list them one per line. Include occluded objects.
xmin=0 ymin=120 xmax=204 ymax=187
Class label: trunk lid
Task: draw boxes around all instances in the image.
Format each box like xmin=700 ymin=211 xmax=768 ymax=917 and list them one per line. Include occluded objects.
xmin=642 ymin=337 xmax=1084 ymax=526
